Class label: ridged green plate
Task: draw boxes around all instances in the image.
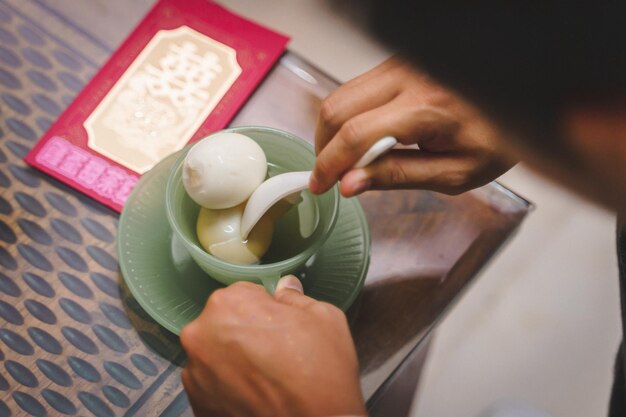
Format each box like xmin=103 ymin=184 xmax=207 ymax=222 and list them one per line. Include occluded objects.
xmin=118 ymin=150 xmax=371 ymax=334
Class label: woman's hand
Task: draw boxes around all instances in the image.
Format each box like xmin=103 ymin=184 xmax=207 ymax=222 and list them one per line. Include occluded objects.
xmin=180 ymin=277 xmax=366 ymax=417
xmin=311 ymin=57 xmax=516 ymax=197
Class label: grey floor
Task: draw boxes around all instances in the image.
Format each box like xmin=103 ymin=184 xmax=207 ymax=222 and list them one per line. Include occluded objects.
xmin=220 ymin=2 xmax=621 ymax=416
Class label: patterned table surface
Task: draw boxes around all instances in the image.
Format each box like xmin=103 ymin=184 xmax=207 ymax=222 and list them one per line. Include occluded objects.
xmin=0 ymin=1 xmax=531 ymax=416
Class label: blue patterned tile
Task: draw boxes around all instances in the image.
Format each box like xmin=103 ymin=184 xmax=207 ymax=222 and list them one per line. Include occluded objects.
xmin=5 ymin=140 xmax=30 ymax=158
xmin=58 ymin=71 xmax=83 ymax=91
xmin=21 ymin=46 xmax=52 ymax=69
xmin=42 ymin=388 xmax=77 ymax=415
xmin=55 ymin=246 xmax=88 ymax=271
xmin=31 ymin=92 xmax=61 ymax=116
xmin=0 ymin=45 xmax=21 ymax=67
xmin=0 ymin=272 xmax=21 ymax=297
xmin=103 ymin=361 xmax=142 ymax=389
xmin=0 ymin=66 xmax=21 ymax=89
xmin=67 ymin=356 xmax=101 ymax=382
xmin=0 ymin=299 xmax=23 ymax=325
xmin=0 ymin=328 xmax=34 ymax=355
xmin=0 ymin=195 xmax=13 ymax=214
xmin=92 ymin=324 xmax=128 ymax=353
xmin=35 ymin=115 xmax=53 ymax=132
xmin=90 ymin=272 xmax=120 ymax=298
xmin=61 ymin=326 xmax=99 ymax=354
xmin=14 ymin=191 xmax=46 ymax=216
xmin=59 ymin=271 xmax=94 ymax=299
xmin=17 ymin=243 xmax=53 ymax=271
xmin=131 ymin=353 xmax=158 ymax=376
xmin=100 ymin=302 xmax=131 ymax=329
xmin=17 ymin=218 xmax=53 ymax=245
xmin=0 ymin=246 xmax=18 ymax=270
xmin=36 ymin=359 xmax=72 ymax=387
xmin=1 ymin=92 xmax=30 ymax=114
xmin=0 ymin=169 xmax=11 ymax=188
xmin=5 ymin=360 xmax=38 ymax=387
xmin=44 ymin=192 xmax=77 ymax=216
xmin=6 ymin=118 xmax=37 ymax=140
xmin=22 ymin=272 xmax=55 ymax=297
xmin=12 ymin=391 xmax=46 ymax=417
xmin=0 ymin=219 xmax=17 ymax=243
xmin=51 ymin=218 xmax=82 ymax=243
xmin=9 ymin=164 xmax=40 ymax=186
xmin=59 ymin=298 xmax=92 ymax=324
xmin=78 ymin=391 xmax=114 ymax=417
xmin=17 ymin=24 xmax=45 ymax=46
xmin=87 ymin=245 xmax=117 ymax=271
xmin=52 ymin=49 xmax=82 ymax=70
xmin=26 ymin=69 xmax=57 ymax=91
xmin=81 ymin=218 xmax=114 ymax=243
xmin=0 ymin=372 xmax=9 ymax=391
xmin=24 ymin=299 xmax=57 ymax=324
xmin=102 ymin=385 xmax=130 ymax=408
xmin=27 ymin=327 xmax=62 ymax=355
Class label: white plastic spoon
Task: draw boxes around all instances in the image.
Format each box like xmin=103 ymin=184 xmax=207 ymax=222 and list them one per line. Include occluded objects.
xmin=240 ymin=136 xmax=397 ymax=240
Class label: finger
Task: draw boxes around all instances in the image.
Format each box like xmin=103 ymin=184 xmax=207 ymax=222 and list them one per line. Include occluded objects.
xmin=274 ymin=275 xmax=316 ymax=309
xmin=275 ymin=275 xmax=303 ymax=294
xmin=339 ymin=149 xmax=474 ymax=196
xmin=338 ymin=168 xmax=372 ymax=197
xmin=204 ymin=281 xmax=269 ymax=314
xmin=312 ymin=101 xmax=413 ymax=194
xmin=311 ymin=102 xmax=464 ymax=194
xmin=228 ymin=280 xmax=267 ymax=293
xmin=316 ymin=81 xmax=398 ymax=155
xmin=315 ymin=63 xmax=405 ymax=155
xmin=395 ymin=106 xmax=461 ymax=152
xmin=222 ymin=281 xmax=268 ymax=299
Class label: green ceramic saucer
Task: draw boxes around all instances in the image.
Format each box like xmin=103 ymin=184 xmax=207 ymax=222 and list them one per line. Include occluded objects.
xmin=118 ymin=150 xmax=371 ymax=335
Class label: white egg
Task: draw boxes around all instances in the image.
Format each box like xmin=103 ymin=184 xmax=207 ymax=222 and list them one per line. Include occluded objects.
xmin=183 ymin=132 xmax=267 ymax=209
xmin=196 ymin=203 xmax=274 ymax=264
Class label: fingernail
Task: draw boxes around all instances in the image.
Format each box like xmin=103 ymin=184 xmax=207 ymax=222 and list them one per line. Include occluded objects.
xmin=276 ymin=275 xmax=303 ymax=293
xmin=309 ymin=175 xmax=320 ymax=194
xmin=353 ymin=178 xmax=371 ymax=195
xmin=350 ymin=170 xmax=371 ymax=195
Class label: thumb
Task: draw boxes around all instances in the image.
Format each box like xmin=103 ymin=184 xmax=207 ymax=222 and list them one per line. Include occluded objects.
xmin=274 ymin=275 xmax=314 ymax=309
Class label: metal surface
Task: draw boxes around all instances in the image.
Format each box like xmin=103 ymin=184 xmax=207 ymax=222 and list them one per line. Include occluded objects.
xmin=0 ymin=0 xmax=531 ymax=415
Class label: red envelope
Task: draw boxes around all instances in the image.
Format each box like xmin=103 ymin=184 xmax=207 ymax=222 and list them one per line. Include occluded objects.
xmin=25 ymin=0 xmax=289 ymax=212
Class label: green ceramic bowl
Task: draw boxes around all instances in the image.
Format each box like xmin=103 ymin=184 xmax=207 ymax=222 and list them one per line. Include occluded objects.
xmin=165 ymin=126 xmax=340 ymax=292
xmin=118 ymin=150 xmax=370 ymax=333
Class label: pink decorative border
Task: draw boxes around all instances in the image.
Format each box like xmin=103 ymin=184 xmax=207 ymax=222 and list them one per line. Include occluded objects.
xmin=36 ymin=136 xmax=139 ymax=206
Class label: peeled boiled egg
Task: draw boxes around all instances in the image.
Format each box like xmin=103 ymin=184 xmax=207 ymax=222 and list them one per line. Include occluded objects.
xmin=196 ymin=203 xmax=274 ymax=264
xmin=183 ymin=132 xmax=267 ymax=209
